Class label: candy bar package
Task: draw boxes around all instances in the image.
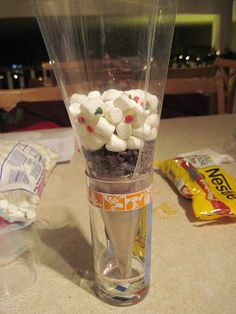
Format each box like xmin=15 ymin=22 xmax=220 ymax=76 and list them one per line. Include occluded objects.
xmin=155 ymin=149 xmax=236 ymax=220
xmin=0 ymin=140 xmax=59 ymax=233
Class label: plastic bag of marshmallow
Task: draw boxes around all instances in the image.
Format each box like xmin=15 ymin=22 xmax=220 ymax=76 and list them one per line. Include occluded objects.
xmin=155 ymin=149 xmax=236 ymax=220
xmin=0 ymin=140 xmax=59 ymax=232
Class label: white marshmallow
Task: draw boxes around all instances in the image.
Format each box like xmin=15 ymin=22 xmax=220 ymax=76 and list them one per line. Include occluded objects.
xmin=133 ymin=103 xmax=144 ymax=115
xmin=133 ymin=124 xmax=151 ymax=139
xmin=113 ymin=94 xmax=136 ymax=112
xmin=104 ymin=100 xmax=114 ymax=108
xmin=14 ymin=210 xmax=25 ymax=218
xmin=145 ymin=114 xmax=159 ymax=127
xmin=69 ymin=102 xmax=81 ymax=116
xmin=71 ymin=93 xmax=88 ymax=104
xmin=30 ymin=194 xmax=40 ymax=205
xmin=116 ymin=122 xmax=132 ymax=140
xmin=88 ymin=90 xmax=101 ymax=98
xmin=8 ymin=204 xmax=18 ymax=214
xmin=105 ymin=134 xmax=127 ymax=152
xmin=19 ymin=206 xmax=29 ymax=214
xmin=6 ymin=215 xmax=16 ymax=223
xmin=144 ymin=109 xmax=150 ymax=116
xmin=105 ymin=107 xmax=123 ymax=124
xmin=102 ymin=89 xmax=122 ymax=101
xmin=146 ymin=127 xmax=158 ymax=141
xmin=133 ymin=115 xmax=145 ymax=128
xmin=82 ymin=133 xmax=107 ymax=151
xmin=132 ymin=103 xmax=145 ymax=128
xmin=0 ymin=199 xmax=9 ymax=210
xmin=80 ymin=98 xmax=104 ymax=121
xmin=146 ymin=94 xmax=158 ymax=111
xmin=26 ymin=209 xmax=36 ymax=220
xmin=19 ymin=201 xmax=30 ymax=209
xmin=127 ymin=136 xmax=142 ymax=150
xmin=95 ymin=117 xmax=115 ymax=138
xmin=126 ymin=89 xmax=145 ymax=99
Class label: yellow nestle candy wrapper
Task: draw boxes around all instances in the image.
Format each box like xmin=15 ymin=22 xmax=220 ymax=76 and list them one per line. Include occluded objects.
xmin=155 ymin=150 xmax=236 ymax=220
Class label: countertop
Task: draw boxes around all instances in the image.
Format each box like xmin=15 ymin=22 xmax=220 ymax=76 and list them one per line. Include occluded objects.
xmin=1 ymin=114 xmax=236 ymax=314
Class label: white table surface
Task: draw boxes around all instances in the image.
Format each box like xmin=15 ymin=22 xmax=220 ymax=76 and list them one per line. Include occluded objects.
xmin=1 ymin=114 xmax=236 ymax=314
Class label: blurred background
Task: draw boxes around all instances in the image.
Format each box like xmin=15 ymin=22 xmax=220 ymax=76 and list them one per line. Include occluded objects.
xmin=0 ymin=0 xmax=235 ymax=133
xmin=0 ymin=0 xmax=235 ymax=89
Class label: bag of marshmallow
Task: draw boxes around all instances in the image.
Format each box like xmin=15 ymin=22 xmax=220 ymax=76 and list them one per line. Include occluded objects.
xmin=0 ymin=140 xmax=59 ymax=233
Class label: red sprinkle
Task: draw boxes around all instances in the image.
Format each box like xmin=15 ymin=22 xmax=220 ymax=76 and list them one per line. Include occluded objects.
xmin=134 ymin=96 xmax=139 ymax=103
xmin=87 ymin=125 xmax=94 ymax=133
xmin=141 ymin=101 xmax=145 ymax=106
xmin=125 ymin=115 xmax=134 ymax=123
xmin=78 ymin=116 xmax=85 ymax=124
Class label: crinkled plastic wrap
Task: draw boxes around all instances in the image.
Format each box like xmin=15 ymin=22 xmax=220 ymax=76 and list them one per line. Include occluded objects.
xmin=0 ymin=140 xmax=59 ymax=233
xmin=155 ymin=149 xmax=236 ymax=220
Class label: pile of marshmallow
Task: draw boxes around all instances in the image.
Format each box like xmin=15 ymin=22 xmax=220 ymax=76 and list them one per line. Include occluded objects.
xmin=0 ymin=140 xmax=59 ymax=224
xmin=0 ymin=194 xmax=39 ymax=222
xmin=69 ymin=89 xmax=160 ymax=152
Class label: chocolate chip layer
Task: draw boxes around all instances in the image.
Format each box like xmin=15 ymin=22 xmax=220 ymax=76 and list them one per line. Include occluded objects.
xmin=83 ymin=141 xmax=155 ymax=179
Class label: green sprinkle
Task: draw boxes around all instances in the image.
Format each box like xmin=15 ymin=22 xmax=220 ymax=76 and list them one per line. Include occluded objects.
xmin=95 ymin=107 xmax=103 ymax=115
xmin=128 ymin=95 xmax=132 ymax=99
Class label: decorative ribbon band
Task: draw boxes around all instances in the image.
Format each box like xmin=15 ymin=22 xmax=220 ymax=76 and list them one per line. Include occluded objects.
xmin=88 ymin=185 xmax=152 ymax=211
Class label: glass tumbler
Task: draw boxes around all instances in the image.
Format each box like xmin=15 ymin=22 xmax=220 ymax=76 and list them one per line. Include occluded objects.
xmin=87 ymin=173 xmax=152 ymax=306
xmin=0 ymin=226 xmax=39 ymax=300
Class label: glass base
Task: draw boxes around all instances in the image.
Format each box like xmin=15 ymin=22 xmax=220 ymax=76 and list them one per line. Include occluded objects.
xmin=95 ymin=256 xmax=149 ymax=306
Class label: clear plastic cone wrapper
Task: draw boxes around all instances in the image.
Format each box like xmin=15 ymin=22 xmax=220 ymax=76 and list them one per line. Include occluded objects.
xmin=34 ymin=0 xmax=177 ymax=306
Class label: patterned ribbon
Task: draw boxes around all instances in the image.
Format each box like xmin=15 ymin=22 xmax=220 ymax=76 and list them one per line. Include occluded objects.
xmin=88 ymin=185 xmax=152 ymax=211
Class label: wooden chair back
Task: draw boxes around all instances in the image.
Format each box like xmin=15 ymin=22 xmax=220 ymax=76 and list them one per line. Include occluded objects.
xmin=214 ymin=58 xmax=236 ymax=112
xmin=168 ymin=65 xmax=217 ymax=78
xmin=41 ymin=58 xmax=138 ymax=87
xmin=0 ymin=86 xmax=62 ymax=112
xmin=41 ymin=61 xmax=86 ymax=86
xmin=165 ymin=66 xmax=225 ymax=114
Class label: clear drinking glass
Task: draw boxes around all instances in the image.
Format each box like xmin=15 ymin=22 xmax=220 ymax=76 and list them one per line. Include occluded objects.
xmin=0 ymin=226 xmax=39 ymax=300
xmin=87 ymin=173 xmax=153 ymax=306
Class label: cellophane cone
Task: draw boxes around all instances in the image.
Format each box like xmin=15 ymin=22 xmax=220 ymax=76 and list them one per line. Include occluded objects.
xmin=101 ymin=209 xmax=141 ymax=278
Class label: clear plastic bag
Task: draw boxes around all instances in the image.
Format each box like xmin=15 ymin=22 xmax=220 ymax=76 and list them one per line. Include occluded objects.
xmin=222 ymin=127 xmax=236 ymax=160
xmin=0 ymin=140 xmax=59 ymax=230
